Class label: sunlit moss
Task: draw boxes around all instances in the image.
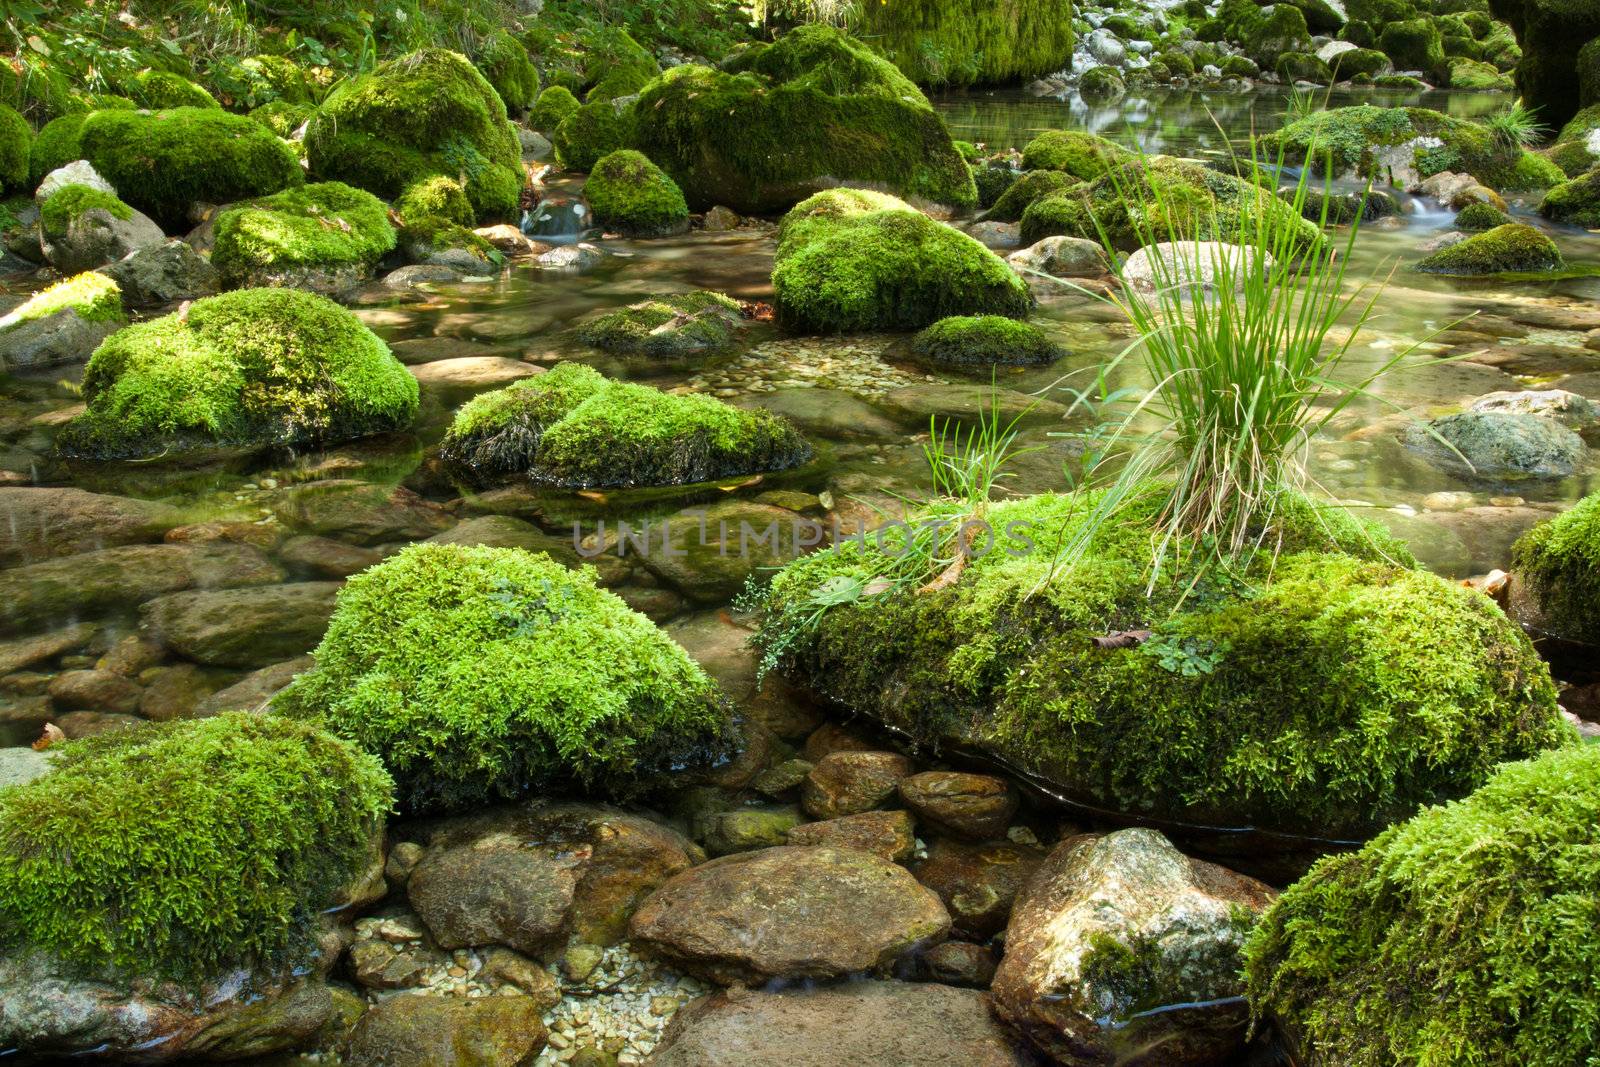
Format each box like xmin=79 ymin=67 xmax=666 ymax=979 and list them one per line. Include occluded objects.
xmin=39 ymin=184 xmax=132 ymax=238
xmin=1414 ymin=223 xmax=1563 ymax=275
xmin=2 ymin=271 xmax=124 ymax=327
xmin=1021 ymin=130 xmax=1132 ymax=180
xmin=0 ymin=103 xmax=28 ymax=195
xmin=124 ymin=70 xmax=220 ymax=110
xmin=211 ymin=182 xmax=397 ymax=285
xmin=530 ymin=84 xmax=581 ymax=132
xmin=856 ymin=0 xmax=1075 ymax=87
xmin=475 ymin=30 xmax=539 ymax=113
xmin=583 ymin=149 xmax=688 ymax=236
xmin=1512 ymin=490 xmax=1600 ymax=643
xmin=910 ymin=314 xmax=1064 ymax=367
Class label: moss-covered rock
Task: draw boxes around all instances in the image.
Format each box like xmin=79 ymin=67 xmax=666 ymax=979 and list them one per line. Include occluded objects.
xmin=753 ymin=488 xmax=1566 ymax=847
xmin=26 ymin=112 xmax=86 ymax=188
xmin=530 ymin=84 xmax=581 ymax=132
xmin=0 ymin=103 xmax=28 ymax=195
xmin=1078 ymin=65 xmax=1127 ymax=98
xmin=124 ymin=70 xmax=220 ymax=110
xmin=575 ymin=291 xmax=745 ymax=357
xmin=1020 ymin=130 xmax=1132 ymax=180
xmin=985 ymin=169 xmax=1080 ymax=223
xmin=1511 ymin=491 xmax=1600 ymax=643
xmin=1327 ymin=46 xmax=1390 ymax=77
xmin=1216 ymin=0 xmax=1314 ymax=67
xmin=212 ymin=182 xmax=397 ymax=291
xmin=1020 ymin=156 xmax=1326 ymax=253
xmin=475 ymin=31 xmax=539 ymax=114
xmin=856 ymin=0 xmax=1076 ymax=87
xmin=1538 ymin=166 xmax=1600 ymax=227
xmin=215 ymin=54 xmax=316 ymax=110
xmin=974 ymin=162 xmax=1022 ymax=209
xmin=306 ymin=49 xmax=523 ymax=221
xmin=631 ymin=26 xmax=976 ymax=214
xmin=439 ymin=361 xmax=810 ymax=488
xmin=58 ymin=288 xmax=417 ymax=460
xmin=395 ymin=175 xmax=475 ymax=227
xmin=0 ymin=713 xmax=390 ymax=980
xmin=1378 ymin=18 xmax=1448 ymax=80
xmin=1488 ymin=0 xmax=1600 ymax=131
xmin=909 ymin=315 xmax=1064 ymax=367
xmin=78 ymin=107 xmax=303 ymax=230
xmin=584 ymin=149 xmax=689 ymax=237
xmin=1453 ymin=200 xmax=1513 ymax=230
xmin=1549 ymin=105 xmax=1600 ymax=176
xmin=39 ymin=182 xmax=166 ymax=274
xmin=0 ymin=271 xmax=126 ymax=369
xmin=773 ymin=188 xmax=1031 ymax=332
xmin=1448 ymin=56 xmax=1514 ymax=87
xmin=580 ymin=26 xmax=661 ymax=101
xmin=552 ymin=97 xmax=637 ymax=172
xmin=396 ymin=215 xmax=504 ymax=274
xmin=1245 ymin=742 xmax=1595 ymax=1066
xmin=247 ymin=99 xmax=317 ymax=139
xmin=1278 ymin=51 xmax=1335 ymax=82
xmin=1414 ymin=222 xmax=1564 ymax=274
xmin=272 ymin=541 xmax=732 ymax=813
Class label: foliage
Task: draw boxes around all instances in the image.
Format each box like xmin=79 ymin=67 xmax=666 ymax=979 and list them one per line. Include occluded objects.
xmin=1483 ymin=100 xmax=1550 ymax=148
xmin=1 ymin=270 xmax=123 ymax=326
xmin=0 ymin=101 xmax=26 ymax=194
xmin=211 ymin=181 xmax=398 ymax=284
xmin=0 ymin=713 xmax=391 ymax=981
xmin=273 ymin=542 xmax=733 ymax=814
xmin=1512 ymin=491 xmax=1600 ymax=644
xmin=909 ymin=315 xmax=1064 ymax=367
xmin=1414 ymin=223 xmax=1563 ymax=275
xmin=395 ymin=174 xmax=475 ymax=226
xmin=246 ymin=98 xmax=316 ymax=137
xmin=583 ymin=148 xmax=689 ymax=236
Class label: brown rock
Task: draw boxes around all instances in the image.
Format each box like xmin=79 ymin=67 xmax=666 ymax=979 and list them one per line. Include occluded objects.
xmin=344 ymin=994 xmax=547 ymax=1067
xmin=0 ymin=624 xmax=96 ymax=676
xmin=480 ymin=947 xmax=561 ymax=1006
xmin=899 ymin=771 xmax=1019 ymax=841
xmin=278 ymin=534 xmax=383 ymax=578
xmin=801 ymin=721 xmax=874 ymax=761
xmin=163 ymin=520 xmax=285 ymax=551
xmin=406 ymin=837 xmax=578 ymax=956
xmin=0 ymin=487 xmax=180 ymax=566
xmin=47 ymin=668 xmax=142 ymax=713
xmin=802 ymin=750 xmax=913 ymax=819
xmin=785 ymin=809 xmax=916 ymax=862
xmin=96 ymin=635 xmax=167 ymax=676
xmin=139 ymin=664 xmax=217 ymax=721
xmin=269 ymin=480 xmax=453 ymax=545
xmin=913 ymin=839 xmax=1044 ymax=939
xmin=140 ymin=582 xmax=341 ymax=668
xmin=197 ymin=655 xmax=314 ymax=715
xmin=55 ymin=709 xmax=144 ymax=738
xmin=922 ymin=941 xmax=998 ymax=988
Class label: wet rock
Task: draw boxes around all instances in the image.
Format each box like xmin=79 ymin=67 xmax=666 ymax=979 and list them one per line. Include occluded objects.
xmin=42 ymin=201 xmax=165 ymax=274
xmin=898 ymin=771 xmax=1018 ymax=841
xmin=407 ymin=839 xmax=578 ymax=956
xmin=802 ymin=721 xmax=875 ymax=761
xmin=922 ymin=941 xmax=998 ymax=988
xmin=1471 ymin=389 xmax=1600 ymax=438
xmin=96 ymin=634 xmax=165 ymax=676
xmin=0 ymin=694 xmax=53 ymax=733
xmin=102 ymin=239 xmax=221 ymax=307
xmin=913 ymin=839 xmax=1044 ymax=939
xmin=967 ymin=220 xmax=1022 ymax=248
xmin=649 ymin=980 xmax=1030 ymax=1067
xmin=383 ymin=263 xmax=465 ymax=287
xmin=752 ymin=757 xmax=814 ymax=796
xmin=278 ymin=534 xmax=383 ymax=579
xmin=344 ymin=993 xmax=547 ymax=1067
xmin=410 ymin=355 xmax=541 ymax=398
xmin=1006 ymin=235 xmax=1108 ymax=277
xmin=164 ymin=520 xmax=285 ymax=551
xmin=701 ymin=205 xmax=742 ymax=231
xmin=702 ymin=806 xmax=804 ymax=855
xmin=802 ymin=750 xmax=914 ymax=819
xmin=637 ymin=500 xmax=809 ymax=603
xmin=0 ymin=487 xmax=182 ymax=567
xmin=140 ymin=582 xmax=341 ymax=668
xmin=739 ymin=386 xmax=904 ymax=439
xmin=1123 ymin=241 xmax=1271 ymax=302
xmin=197 ymin=655 xmax=314 ymax=715
xmin=0 ymin=301 xmax=121 ymax=369
xmin=56 ymin=709 xmax=143 ymax=738
xmin=270 ymin=480 xmax=454 ymax=545
xmin=991 ymin=828 xmax=1276 ymax=1066
xmin=480 ymin=947 xmax=561 ymax=1003
xmin=874 ymin=383 xmax=1068 ymax=430
xmin=0 ymin=623 xmax=97 ymax=675
xmin=428 ymin=515 xmax=577 ymax=557
xmin=1404 ymin=410 xmax=1587 ymax=480
xmin=46 ymin=668 xmax=142 ymax=713
xmin=785 ymin=808 xmax=916 ymax=862
xmin=629 ymin=845 xmax=950 ymax=984
xmin=348 ymin=934 xmax=445 ymax=990
xmin=536 ymin=242 xmax=605 ymax=271
xmin=139 ymin=663 xmax=217 ymax=721
xmin=477 ymin=223 xmax=548 ymax=256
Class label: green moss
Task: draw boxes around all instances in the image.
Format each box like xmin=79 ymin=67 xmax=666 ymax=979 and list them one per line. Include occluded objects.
xmin=986 ymin=169 xmax=1080 ymax=223
xmin=1078 ymin=65 xmax=1126 ymax=98
xmin=1448 ymin=56 xmax=1513 ymax=88
xmin=3 ymin=271 xmax=124 ymax=327
xmin=1415 ymin=223 xmax=1564 ymax=274
xmin=58 ymin=288 xmax=417 ymax=460
xmin=856 ymin=0 xmax=1076 ymax=87
xmin=476 ymin=31 xmax=539 ymax=114
xmin=1512 ymin=491 xmax=1600 ymax=643
xmin=218 ymin=54 xmax=316 ymax=109
xmin=26 ymin=112 xmax=87 ymax=188
xmin=0 ymin=56 xmax=72 ymax=125
xmin=212 ymin=182 xmax=397 ymax=286
xmin=1453 ymin=201 xmax=1512 ymax=230
xmin=1379 ymin=18 xmax=1447 ymax=80
xmin=273 ymin=542 xmax=732 ymax=814
xmin=1373 ymin=72 xmax=1426 ymax=88
xmin=1327 ymin=47 xmax=1389 ymax=78
xmin=1161 ymin=50 xmax=1196 ymax=78
xmin=395 ymin=175 xmax=475 ymax=227
xmin=1021 ymin=130 xmax=1132 ymax=180
xmin=530 ymin=84 xmax=582 ymax=132
xmin=580 ymin=26 xmax=660 ymax=101
xmin=974 ymin=163 xmax=1021 ymax=209
xmin=552 ymin=98 xmax=638 ymax=172
xmin=583 ymin=149 xmax=689 ymax=237
xmin=440 ymin=360 xmax=811 ymax=488
xmin=631 ymin=26 xmax=976 ymax=214
xmin=1244 ymin=742 xmax=1598 ymax=1066
xmin=755 ymin=487 xmax=1567 ymax=841
xmin=125 ymin=70 xmax=220 ymax=110
xmin=306 ymin=49 xmax=523 ymax=222
xmin=772 ymin=188 xmax=1032 ymax=332
xmin=910 ymin=314 xmax=1064 ymax=367
xmin=1493 ymin=0 xmax=1600 ymax=130
xmin=1219 ymin=0 xmax=1311 ymax=66
xmin=0 ymin=713 xmax=390 ymax=982
xmin=1556 ymin=103 xmax=1600 ymax=149
xmin=1539 ymin=167 xmax=1600 ymax=227
xmin=576 ymin=290 xmax=743 ymax=356
xmin=0 ymin=103 xmax=27 ymax=195
xmin=1221 ymin=54 xmax=1261 ymax=77
xmin=78 ymin=107 xmax=303 ymax=230
xmin=398 ymin=215 xmax=502 ymax=267
xmin=247 ymin=100 xmax=317 ymax=139
xmin=1277 ymin=52 xmax=1334 ymax=83
xmin=1549 ymin=138 xmax=1598 ymax=178
xmin=39 ymin=184 xmax=133 ymax=239
xmin=953 ymin=139 xmax=979 ymax=162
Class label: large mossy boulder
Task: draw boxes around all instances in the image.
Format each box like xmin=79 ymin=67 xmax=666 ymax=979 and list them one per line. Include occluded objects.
xmin=439 ymin=361 xmax=811 ymax=488
xmin=583 ymin=149 xmax=689 ymax=237
xmin=631 ymin=26 xmax=976 ymax=214
xmin=530 ymin=84 xmax=581 ymax=132
xmin=76 ymin=107 xmax=303 ymax=231
xmin=984 ymin=169 xmax=1079 ymax=223
xmin=212 ymin=181 xmax=397 ymax=292
xmin=855 ymin=0 xmax=1076 ymax=87
xmin=0 ymin=271 xmax=125 ymax=370
xmin=1511 ymin=491 xmax=1600 ymax=643
xmin=474 ymin=30 xmax=539 ymax=115
xmin=772 ymin=188 xmax=1031 ymax=332
xmin=0 ymin=102 xmax=28 ymax=195
xmin=753 ymin=489 xmax=1568 ymax=851
xmin=1488 ymin=0 xmax=1600 ymax=131
xmin=39 ymin=183 xmax=165 ymax=274
xmin=1414 ymin=222 xmax=1564 ymax=274
xmin=1020 ymin=129 xmax=1132 ymax=180
xmin=1539 ymin=166 xmax=1600 ymax=227
xmin=552 ymin=97 xmax=637 ymax=172
xmin=306 ymin=49 xmax=523 ymax=221
xmin=1245 ymin=742 xmax=1594 ymax=1066
xmin=123 ymin=70 xmax=219 ymax=110
xmin=56 ymin=288 xmax=418 ymax=460
xmin=1020 ymin=156 xmax=1326 ymax=253
xmin=272 ymin=542 xmax=733 ymax=813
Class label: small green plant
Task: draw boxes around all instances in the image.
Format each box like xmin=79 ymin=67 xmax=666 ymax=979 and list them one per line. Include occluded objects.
xmin=1483 ymin=100 xmax=1549 ymax=149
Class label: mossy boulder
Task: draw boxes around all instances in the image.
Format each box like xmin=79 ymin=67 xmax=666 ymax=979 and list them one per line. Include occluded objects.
xmin=1078 ymin=65 xmax=1127 ymax=98
xmin=772 ymin=188 xmax=1031 ymax=333
xmin=1217 ymin=0 xmax=1314 ymax=67
xmin=909 ymin=315 xmax=1064 ymax=367
xmin=753 ymin=488 xmax=1566 ymax=850
xmin=1278 ymin=51 xmax=1335 ymax=82
xmin=0 ymin=712 xmax=390 ymax=980
xmin=396 ymin=215 xmax=504 ymax=275
xmin=272 ymin=541 xmax=733 ymax=813
xmin=530 ymin=84 xmax=581 ymax=132
xmin=580 ymin=26 xmax=660 ymax=101
xmin=212 ymin=182 xmax=397 ymax=292
xmin=1020 ymin=130 xmax=1132 ymax=181
xmin=552 ymin=97 xmax=637 ymax=172
xmin=1448 ymin=56 xmax=1514 ymax=88
xmin=57 ymin=288 xmax=418 ymax=460
xmin=1511 ymin=491 xmax=1600 ymax=643
xmin=1538 ymin=167 xmax=1600 ymax=227
xmin=1488 ymin=0 xmax=1600 ymax=130
xmin=247 ymin=100 xmax=317 ymax=139
xmin=630 ymin=26 xmax=976 ymax=214
xmin=0 ymin=271 xmax=126 ymax=369
xmin=124 ymin=70 xmax=220 ymax=110
xmin=1245 ymin=742 xmax=1595 ymax=1066
xmin=1414 ymin=222 xmax=1564 ymax=274
xmin=306 ymin=49 xmax=523 ymax=221
xmin=1327 ymin=46 xmax=1390 ymax=78
xmin=438 ymin=361 xmax=811 ymax=488
xmin=1378 ymin=18 xmax=1448 ymax=80
xmin=1549 ymin=105 xmax=1600 ymax=175
xmin=27 ymin=112 xmax=86 ymax=188
xmin=575 ymin=291 xmax=745 ymax=357
xmin=1453 ymin=200 xmax=1512 ymax=230
xmin=39 ymin=183 xmax=165 ymax=273
xmin=1403 ymin=410 xmax=1585 ymax=479
xmin=475 ymin=31 xmax=539 ymax=114
xmin=0 ymin=103 xmax=28 ymax=195
xmin=1020 ymin=156 xmax=1326 ymax=253
xmin=216 ymin=54 xmax=316 ymax=109
xmin=985 ymin=169 xmax=1080 ymax=223
xmin=78 ymin=107 xmax=303 ymax=230
xmin=856 ymin=0 xmax=1076 ymax=87
xmin=395 ymin=175 xmax=475 ymax=227
xmin=584 ymin=149 xmax=690 ymax=237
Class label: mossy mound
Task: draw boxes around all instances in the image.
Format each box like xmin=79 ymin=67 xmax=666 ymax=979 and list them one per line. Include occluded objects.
xmin=530 ymin=84 xmax=582 ymax=132
xmin=39 ymin=183 xmax=132 ymax=238
xmin=216 ymin=54 xmax=316 ymax=109
xmin=212 ymin=182 xmax=398 ymax=288
xmin=0 ymin=713 xmax=390 ymax=981
xmin=272 ymin=542 xmax=732 ymax=814
xmin=1327 ymin=46 xmax=1390 ymax=78
xmin=1078 ymin=65 xmax=1126 ymax=98
xmin=124 ymin=70 xmax=220 ymax=110
xmin=78 ymin=107 xmax=303 ymax=231
xmin=910 ymin=315 xmax=1064 ymax=367
xmin=1 ymin=271 xmax=124 ymax=328
xmin=1512 ymin=491 xmax=1600 ymax=643
xmin=580 ymin=26 xmax=660 ymax=101
xmin=1378 ymin=18 xmax=1447 ymax=80
xmin=1020 ymin=156 xmax=1327 ymax=253
xmin=575 ymin=291 xmax=745 ymax=357
xmin=475 ymin=31 xmax=539 ymax=114
xmin=1538 ymin=167 xmax=1600 ymax=228
xmin=985 ymin=170 xmax=1080 ymax=223
xmin=630 ymin=26 xmax=976 ymax=214
xmin=552 ymin=98 xmax=637 ymax=172
xmin=584 ymin=149 xmax=689 ymax=237
xmin=974 ymin=162 xmax=1022 ymax=209
xmin=753 ymin=487 xmax=1566 ymax=843
xmin=396 ymin=175 xmax=475 ymax=227
xmin=397 ymin=215 xmax=503 ymax=271
xmin=773 ymin=188 xmax=1031 ymax=333
xmin=1267 ymin=105 xmax=1563 ymax=192
xmin=1020 ymin=130 xmax=1132 ymax=180
xmin=58 ymin=288 xmax=418 ymax=460
xmin=0 ymin=103 xmax=28 ymax=195
xmin=1453 ymin=201 xmax=1513 ymax=231
xmin=439 ymin=361 xmax=811 ymax=488
xmin=856 ymin=0 xmax=1076 ymax=87
xmin=247 ymin=100 xmax=317 ymax=139
xmin=306 ymin=49 xmax=523 ymax=221
xmin=27 ymin=113 xmax=86 ymax=188
xmin=1448 ymin=56 xmax=1513 ymax=88
xmin=1415 ymin=223 xmax=1564 ymax=274
xmin=1245 ymin=742 xmax=1595 ymax=1066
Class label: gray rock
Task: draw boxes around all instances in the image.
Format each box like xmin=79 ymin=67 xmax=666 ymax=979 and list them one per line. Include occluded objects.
xmin=140 ymin=582 xmax=341 ymax=668
xmin=1470 ymin=389 xmax=1600 ymax=437
xmin=1007 ymin=235 xmax=1109 ymax=277
xmin=966 ymin=220 xmax=1022 ymax=249
xmin=42 ymin=205 xmax=165 ymax=275
xmin=1404 ymin=410 xmax=1587 ymax=479
xmin=536 ymin=242 xmax=605 ymax=271
xmin=1086 ymin=28 xmax=1129 ymax=67
xmin=0 ymin=304 xmax=120 ymax=369
xmin=102 ymin=239 xmax=221 ymax=307
xmin=0 ymin=487 xmax=182 ymax=567
xmin=0 ymin=747 xmax=53 ymax=789
xmin=1122 ymin=241 xmax=1272 ymax=302
xmin=382 ymin=263 xmax=465 ymax=287
xmin=35 ymin=160 xmax=115 ymax=202
xmin=197 ymin=655 xmax=314 ymax=715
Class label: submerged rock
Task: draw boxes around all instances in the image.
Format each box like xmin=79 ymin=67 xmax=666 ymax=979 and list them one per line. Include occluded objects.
xmin=899 ymin=770 xmax=1019 ymax=841
xmin=102 ymin=239 xmax=220 ymax=307
xmin=0 ymin=487 xmax=180 ymax=566
xmin=574 ymin=290 xmax=745 ymax=357
xmin=344 ymin=993 xmax=547 ymax=1067
xmin=140 ymin=582 xmax=341 ymax=668
xmin=913 ymin=838 xmax=1045 ymax=939
xmin=1404 ymin=410 xmax=1586 ymax=479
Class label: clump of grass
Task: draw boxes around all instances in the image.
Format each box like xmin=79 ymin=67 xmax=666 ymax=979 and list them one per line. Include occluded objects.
xmin=1483 ymin=101 xmax=1549 ymax=149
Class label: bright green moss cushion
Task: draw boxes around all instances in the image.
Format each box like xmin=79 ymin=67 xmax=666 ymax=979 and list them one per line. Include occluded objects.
xmin=0 ymin=103 xmax=28 ymax=195
xmin=583 ymin=149 xmax=689 ymax=237
xmin=1020 ymin=129 xmax=1132 ymax=180
xmin=124 ymin=70 xmax=220 ymax=110
xmin=1512 ymin=490 xmax=1600 ymax=643
xmin=211 ymin=181 xmax=398 ymax=285
xmin=530 ymin=84 xmax=581 ymax=132
xmin=272 ymin=542 xmax=734 ymax=813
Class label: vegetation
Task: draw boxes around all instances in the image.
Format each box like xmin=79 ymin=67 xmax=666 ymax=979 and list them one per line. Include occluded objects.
xmin=0 ymin=714 xmax=390 ymax=981
xmin=1414 ymin=223 xmax=1564 ymax=275
xmin=553 ymin=97 xmax=637 ymax=172
xmin=1453 ymin=201 xmax=1512 ymax=231
xmin=530 ymin=84 xmax=582 ymax=132
xmin=273 ymin=543 xmax=733 ymax=813
xmin=0 ymin=103 xmax=27 ymax=194
xmin=909 ymin=315 xmax=1064 ymax=367
xmin=40 ymin=183 xmax=132 ymax=238
xmin=124 ymin=69 xmax=219 ymax=109
xmin=1512 ymin=491 xmax=1600 ymax=644
xmin=1 ymin=271 xmax=123 ymax=327
xmin=1539 ymin=168 xmax=1600 ymax=228
xmin=475 ymin=30 xmax=539 ymax=114
xmin=576 ymin=291 xmax=745 ymax=356
xmin=212 ymin=182 xmax=398 ymax=286
xmin=27 ymin=113 xmax=86 ymax=187
xmin=848 ymin=0 xmax=1076 ymax=87
xmin=395 ymin=175 xmax=476 ymax=227
xmin=985 ymin=169 xmax=1079 ymax=223
xmin=1020 ymin=130 xmax=1132 ymax=180
xmin=583 ymin=149 xmax=690 ymax=237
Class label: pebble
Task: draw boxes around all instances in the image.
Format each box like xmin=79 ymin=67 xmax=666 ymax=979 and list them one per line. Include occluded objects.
xmin=532 ymin=943 xmax=710 ymax=1067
